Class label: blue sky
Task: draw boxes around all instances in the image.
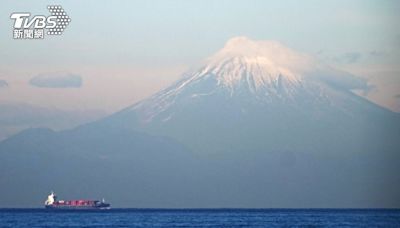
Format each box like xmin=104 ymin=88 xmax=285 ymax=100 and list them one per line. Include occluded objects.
xmin=0 ymin=0 xmax=399 ymax=112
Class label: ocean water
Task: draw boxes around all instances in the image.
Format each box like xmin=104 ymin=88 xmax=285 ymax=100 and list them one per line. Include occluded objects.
xmin=0 ymin=209 xmax=399 ymax=227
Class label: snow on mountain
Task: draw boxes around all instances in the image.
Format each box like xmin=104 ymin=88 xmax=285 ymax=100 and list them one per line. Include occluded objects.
xmin=205 ymin=36 xmax=314 ymax=90
xmin=127 ymin=37 xmax=370 ymax=123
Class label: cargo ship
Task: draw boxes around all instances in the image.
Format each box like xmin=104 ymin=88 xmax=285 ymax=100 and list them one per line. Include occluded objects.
xmin=44 ymin=192 xmax=110 ymax=210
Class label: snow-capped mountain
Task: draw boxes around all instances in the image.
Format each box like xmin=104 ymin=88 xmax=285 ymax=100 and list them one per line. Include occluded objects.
xmin=192 ymin=37 xmax=310 ymax=92
xmin=1 ymin=37 xmax=399 ymax=208
xmin=119 ymin=37 xmax=377 ymax=130
xmin=129 ymin=37 xmax=315 ymax=123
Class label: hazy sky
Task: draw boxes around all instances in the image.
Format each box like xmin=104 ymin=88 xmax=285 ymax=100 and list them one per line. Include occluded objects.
xmin=0 ymin=0 xmax=399 ymax=112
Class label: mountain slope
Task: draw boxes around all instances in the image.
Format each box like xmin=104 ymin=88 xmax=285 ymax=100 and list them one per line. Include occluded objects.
xmin=0 ymin=102 xmax=106 ymax=141
xmin=0 ymin=37 xmax=399 ymax=208
xmin=108 ymin=37 xmax=399 ymax=156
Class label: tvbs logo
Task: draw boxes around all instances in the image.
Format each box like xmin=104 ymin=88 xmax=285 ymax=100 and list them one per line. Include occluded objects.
xmin=10 ymin=5 xmax=71 ymax=39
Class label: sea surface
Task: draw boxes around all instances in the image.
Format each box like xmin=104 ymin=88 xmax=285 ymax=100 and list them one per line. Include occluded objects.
xmin=0 ymin=209 xmax=399 ymax=227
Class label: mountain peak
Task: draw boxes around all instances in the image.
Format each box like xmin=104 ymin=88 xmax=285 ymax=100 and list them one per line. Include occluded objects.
xmin=209 ymin=36 xmax=315 ymax=72
xmin=220 ymin=36 xmax=281 ymax=57
xmin=128 ymin=37 xmax=370 ymax=123
xmin=198 ymin=37 xmax=316 ymax=91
